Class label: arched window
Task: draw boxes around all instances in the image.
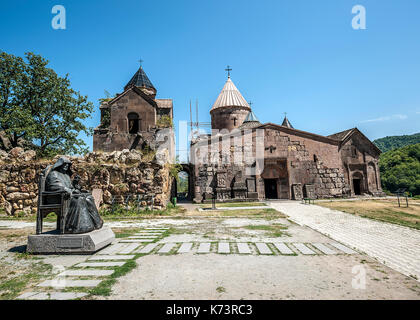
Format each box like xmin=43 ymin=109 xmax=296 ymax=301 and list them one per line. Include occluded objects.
xmin=128 ymin=112 xmax=140 ymax=134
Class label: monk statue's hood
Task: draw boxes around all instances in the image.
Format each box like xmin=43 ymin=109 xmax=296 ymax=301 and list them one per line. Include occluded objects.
xmin=51 ymin=157 xmax=73 ymax=175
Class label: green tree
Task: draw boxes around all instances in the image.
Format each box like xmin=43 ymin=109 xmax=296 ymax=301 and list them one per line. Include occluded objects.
xmin=379 ymin=143 xmax=420 ymax=195
xmin=0 ymin=51 xmax=93 ymax=157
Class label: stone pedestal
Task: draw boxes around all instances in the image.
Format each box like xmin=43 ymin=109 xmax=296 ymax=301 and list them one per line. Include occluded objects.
xmin=27 ymin=226 xmax=115 ymax=254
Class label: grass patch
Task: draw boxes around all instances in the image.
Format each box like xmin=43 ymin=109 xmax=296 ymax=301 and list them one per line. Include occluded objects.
xmin=317 ymin=199 xmax=420 ymax=230
xmin=0 ymin=262 xmax=52 ymax=300
xmin=100 ymin=204 xmax=186 ymax=219
xmin=216 ymin=286 xmax=226 ymax=293
xmin=88 ymin=255 xmax=144 ymax=297
xmin=243 ymin=223 xmax=289 ymax=237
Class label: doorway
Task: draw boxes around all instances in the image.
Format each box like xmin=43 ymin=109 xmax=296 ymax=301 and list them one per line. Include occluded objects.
xmin=264 ymin=179 xmax=278 ymax=199
xmin=177 ymin=171 xmax=189 ymax=201
xmin=353 ymin=179 xmax=361 ymax=195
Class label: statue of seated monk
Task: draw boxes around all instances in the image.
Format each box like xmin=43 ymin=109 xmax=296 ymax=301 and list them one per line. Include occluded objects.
xmin=45 ymin=157 xmax=104 ymax=234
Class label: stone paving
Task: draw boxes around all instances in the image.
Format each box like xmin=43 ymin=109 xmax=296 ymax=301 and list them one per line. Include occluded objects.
xmin=268 ymin=201 xmax=420 ymax=281
xmin=16 ymin=228 xmax=167 ymax=300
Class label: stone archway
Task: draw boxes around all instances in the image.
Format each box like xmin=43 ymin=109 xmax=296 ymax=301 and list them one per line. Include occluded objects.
xmin=175 ymin=164 xmax=194 ymax=202
xmin=261 ymin=160 xmax=289 ymax=199
xmin=352 ymin=171 xmax=365 ymax=196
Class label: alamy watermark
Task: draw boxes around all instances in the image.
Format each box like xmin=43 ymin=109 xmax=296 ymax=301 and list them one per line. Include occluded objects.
xmin=352 ymin=5 xmax=366 ymax=30
xmin=52 ymin=5 xmax=66 ymax=30
xmin=352 ymin=265 xmax=366 ymax=289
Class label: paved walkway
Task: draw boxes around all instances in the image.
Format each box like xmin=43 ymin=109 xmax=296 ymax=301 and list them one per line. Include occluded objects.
xmin=268 ymin=201 xmax=420 ymax=281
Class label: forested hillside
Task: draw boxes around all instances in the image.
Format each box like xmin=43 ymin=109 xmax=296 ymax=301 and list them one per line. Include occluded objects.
xmin=374 ymin=133 xmax=420 ymax=152
xmin=379 ymin=143 xmax=420 ymax=195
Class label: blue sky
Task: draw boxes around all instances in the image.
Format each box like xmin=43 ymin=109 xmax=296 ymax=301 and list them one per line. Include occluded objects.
xmin=1 ymin=0 xmax=419 ymax=158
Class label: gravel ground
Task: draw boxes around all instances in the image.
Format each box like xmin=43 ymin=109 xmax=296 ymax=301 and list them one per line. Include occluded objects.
xmin=106 ymin=253 xmax=420 ymax=300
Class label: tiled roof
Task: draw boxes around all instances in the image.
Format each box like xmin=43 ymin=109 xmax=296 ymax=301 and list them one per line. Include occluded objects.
xmin=156 ymin=99 xmax=173 ymax=109
xmin=281 ymin=116 xmax=294 ymax=128
xmin=327 ymin=129 xmax=354 ymax=141
xmin=239 ymin=111 xmax=261 ymax=129
xmin=211 ymin=77 xmax=250 ymax=111
xmin=124 ymin=66 xmax=155 ymax=91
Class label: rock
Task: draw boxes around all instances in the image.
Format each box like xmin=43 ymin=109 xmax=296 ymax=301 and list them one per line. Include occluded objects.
xmin=9 ymin=147 xmax=25 ymax=158
xmin=4 ymin=201 xmax=12 ymax=215
xmin=6 ymin=192 xmax=31 ymax=201
xmin=0 ymin=150 xmax=8 ymax=159
xmin=20 ymin=150 xmax=36 ymax=161
xmin=0 ymin=170 xmax=8 ymax=183
xmin=6 ymin=186 xmax=19 ymax=192
xmin=126 ymin=150 xmax=142 ymax=164
xmin=103 ymin=189 xmax=112 ymax=204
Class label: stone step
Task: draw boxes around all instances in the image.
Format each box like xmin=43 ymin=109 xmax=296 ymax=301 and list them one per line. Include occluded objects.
xmin=37 ymin=279 xmax=101 ymax=288
xmin=120 ymin=239 xmax=154 ymax=243
xmin=273 ymin=243 xmax=294 ymax=255
xmin=177 ymin=242 xmax=193 ymax=253
xmin=329 ymin=242 xmax=357 ymax=254
xmin=77 ymin=261 xmax=125 ymax=268
xmin=118 ymin=243 xmax=141 ymax=254
xmin=17 ymin=292 xmax=88 ymax=300
xmin=237 ymin=243 xmax=252 ymax=254
xmin=293 ymin=243 xmax=316 ymax=255
xmin=197 ymin=242 xmax=211 ymax=253
xmin=312 ymin=243 xmax=337 ymax=255
xmin=255 ymin=243 xmax=273 ymax=255
xmin=158 ymin=243 xmax=176 ymax=253
xmin=127 ymin=236 xmax=158 ymax=239
xmin=218 ymin=242 xmax=230 ymax=254
xmin=99 ymin=243 xmax=129 ymax=255
xmin=135 ymin=243 xmax=158 ymax=254
xmin=89 ymin=255 xmax=134 ymax=261
xmin=59 ymin=270 xmax=114 ymax=277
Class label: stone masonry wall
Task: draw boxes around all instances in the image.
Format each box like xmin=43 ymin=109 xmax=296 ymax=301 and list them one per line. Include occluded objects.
xmin=0 ymin=148 xmax=172 ymax=216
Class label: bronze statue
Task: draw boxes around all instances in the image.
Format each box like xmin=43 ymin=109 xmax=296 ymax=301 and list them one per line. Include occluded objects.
xmin=45 ymin=157 xmax=104 ymax=234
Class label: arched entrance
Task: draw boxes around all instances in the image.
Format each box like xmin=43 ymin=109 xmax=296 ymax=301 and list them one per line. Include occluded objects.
xmin=177 ymin=171 xmax=189 ymax=200
xmin=175 ymin=164 xmax=194 ymax=202
xmin=352 ymin=171 xmax=365 ymax=195
xmin=261 ymin=160 xmax=289 ymax=199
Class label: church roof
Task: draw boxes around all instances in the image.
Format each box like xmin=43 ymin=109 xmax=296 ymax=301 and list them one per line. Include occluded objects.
xmin=281 ymin=116 xmax=294 ymax=128
xmin=327 ymin=129 xmax=354 ymax=141
xmin=239 ymin=110 xmax=261 ymax=129
xmin=211 ymin=77 xmax=251 ymax=111
xmin=124 ymin=66 xmax=156 ymax=91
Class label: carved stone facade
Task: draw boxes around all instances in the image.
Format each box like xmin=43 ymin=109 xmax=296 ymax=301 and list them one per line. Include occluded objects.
xmin=190 ymin=76 xmax=384 ymax=202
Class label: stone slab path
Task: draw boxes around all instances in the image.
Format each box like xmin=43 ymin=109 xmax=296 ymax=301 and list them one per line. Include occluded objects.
xmin=269 ymin=201 xmax=420 ymax=280
xmin=125 ymin=241 xmax=355 ymax=256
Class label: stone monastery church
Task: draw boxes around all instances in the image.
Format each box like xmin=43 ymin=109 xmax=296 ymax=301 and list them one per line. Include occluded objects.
xmin=93 ymin=65 xmax=384 ymax=202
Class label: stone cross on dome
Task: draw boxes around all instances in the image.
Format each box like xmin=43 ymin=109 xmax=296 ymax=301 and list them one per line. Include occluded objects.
xmin=225 ymin=65 xmax=232 ymax=78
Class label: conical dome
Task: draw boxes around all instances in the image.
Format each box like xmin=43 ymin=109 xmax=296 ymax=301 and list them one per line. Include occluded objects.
xmin=211 ymin=78 xmax=250 ymax=111
xmin=124 ymin=66 xmax=156 ymax=96
xmin=281 ymin=116 xmax=294 ymax=129
xmin=239 ymin=110 xmax=261 ymax=129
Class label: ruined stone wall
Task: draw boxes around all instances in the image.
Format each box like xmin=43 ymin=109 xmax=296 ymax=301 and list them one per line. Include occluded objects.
xmin=0 ymin=148 xmax=173 ymax=216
